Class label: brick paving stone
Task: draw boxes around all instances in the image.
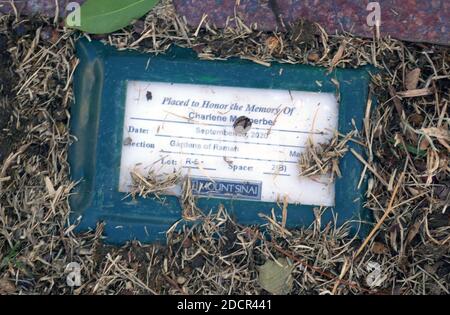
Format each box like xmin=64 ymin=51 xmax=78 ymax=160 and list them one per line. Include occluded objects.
xmin=1 ymin=0 xmax=448 ymax=45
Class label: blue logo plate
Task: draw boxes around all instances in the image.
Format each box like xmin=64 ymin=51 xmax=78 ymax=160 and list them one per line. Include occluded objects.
xmin=190 ymin=177 xmax=262 ymax=201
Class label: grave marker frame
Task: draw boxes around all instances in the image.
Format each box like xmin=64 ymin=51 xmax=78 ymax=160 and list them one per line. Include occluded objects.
xmin=69 ymin=39 xmax=374 ymax=243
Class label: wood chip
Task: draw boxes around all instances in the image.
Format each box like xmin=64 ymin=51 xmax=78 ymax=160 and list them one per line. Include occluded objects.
xmin=397 ymin=88 xmax=433 ymax=98
xmin=405 ymin=68 xmax=421 ymax=90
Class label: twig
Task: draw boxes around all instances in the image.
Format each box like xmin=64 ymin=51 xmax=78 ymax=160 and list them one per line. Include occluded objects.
xmin=354 ymin=172 xmax=405 ymax=258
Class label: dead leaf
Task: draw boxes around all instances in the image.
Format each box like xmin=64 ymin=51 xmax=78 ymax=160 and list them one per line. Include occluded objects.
xmin=0 ymin=278 xmax=16 ymax=294
xmin=257 ymin=258 xmax=294 ymax=295
xmin=419 ymin=137 xmax=430 ymax=150
xmin=421 ymin=127 xmax=450 ymax=151
xmin=405 ymin=68 xmax=421 ymax=90
xmin=307 ymin=51 xmax=320 ymax=62
xmin=371 ymin=242 xmax=389 ymax=255
xmin=331 ymin=41 xmax=346 ymax=67
xmin=406 ymin=221 xmax=422 ymax=245
xmin=389 ymin=224 xmax=399 ymax=252
xmin=408 ymin=113 xmax=424 ymax=127
xmin=265 ymin=36 xmax=279 ymax=52
xmin=422 ymin=127 xmax=450 ymax=140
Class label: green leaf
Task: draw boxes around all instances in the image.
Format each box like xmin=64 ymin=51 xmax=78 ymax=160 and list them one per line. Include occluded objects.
xmin=67 ymin=0 xmax=158 ymax=34
xmin=257 ymin=258 xmax=294 ymax=295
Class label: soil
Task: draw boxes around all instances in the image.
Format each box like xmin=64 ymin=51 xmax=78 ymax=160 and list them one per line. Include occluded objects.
xmin=0 ymin=19 xmax=48 ymax=164
xmin=0 ymin=108 xmax=13 ymax=162
xmin=0 ymin=34 xmax=13 ymax=95
xmin=0 ymin=37 xmax=18 ymax=162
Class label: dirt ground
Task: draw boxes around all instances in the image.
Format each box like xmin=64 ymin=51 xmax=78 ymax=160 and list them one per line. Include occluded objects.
xmin=0 ymin=0 xmax=449 ymax=295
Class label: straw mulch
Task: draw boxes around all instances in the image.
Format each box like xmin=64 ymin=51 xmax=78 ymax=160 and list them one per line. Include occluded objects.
xmin=0 ymin=0 xmax=448 ymax=294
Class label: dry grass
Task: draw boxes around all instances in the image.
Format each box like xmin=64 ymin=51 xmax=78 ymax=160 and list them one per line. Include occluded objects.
xmin=298 ymin=131 xmax=355 ymax=180
xmin=0 ymin=0 xmax=449 ymax=295
xmin=130 ymin=169 xmax=181 ymax=200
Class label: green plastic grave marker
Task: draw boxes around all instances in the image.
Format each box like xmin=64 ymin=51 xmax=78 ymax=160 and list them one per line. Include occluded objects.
xmin=69 ymin=38 xmax=374 ymax=244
